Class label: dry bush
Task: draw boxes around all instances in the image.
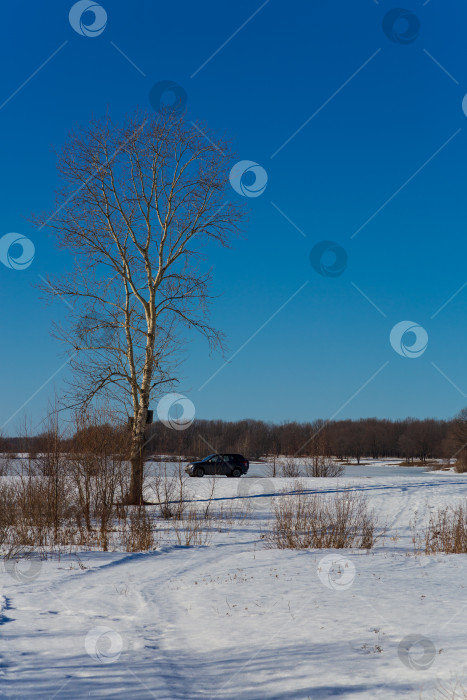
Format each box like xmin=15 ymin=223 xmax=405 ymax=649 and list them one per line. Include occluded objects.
xmin=264 ymin=490 xmax=381 ymax=550
xmin=454 ymin=461 xmax=467 ymax=474
xmin=122 ymin=507 xmax=155 ymax=552
xmin=0 ymin=482 xmax=18 ymax=548
xmin=280 ymin=458 xmax=301 ymax=478
xmin=415 ymin=503 xmax=467 ymax=554
xmin=0 ymin=410 xmax=136 ymax=555
xmin=171 ymin=506 xmax=213 ymax=546
xmin=68 ymin=410 xmax=130 ymax=549
xmin=11 ymin=410 xmax=128 ymax=552
xmin=148 ymin=461 xmax=188 ymax=520
xmin=304 ymin=456 xmax=344 ymax=478
xmin=2 ymin=474 xmax=80 ymax=553
xmin=12 ymin=418 xmax=77 ymax=549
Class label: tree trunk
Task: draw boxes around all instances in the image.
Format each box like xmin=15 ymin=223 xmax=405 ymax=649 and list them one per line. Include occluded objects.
xmin=128 ymin=449 xmax=144 ymax=504
xmin=127 ymin=408 xmax=148 ymax=504
xmin=128 ymin=431 xmax=144 ymax=504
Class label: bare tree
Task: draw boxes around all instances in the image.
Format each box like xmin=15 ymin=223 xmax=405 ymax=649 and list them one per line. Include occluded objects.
xmin=35 ymin=109 xmax=243 ymax=504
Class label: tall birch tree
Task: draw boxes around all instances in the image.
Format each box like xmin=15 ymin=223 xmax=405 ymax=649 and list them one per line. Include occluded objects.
xmin=36 ymin=109 xmax=243 ymax=503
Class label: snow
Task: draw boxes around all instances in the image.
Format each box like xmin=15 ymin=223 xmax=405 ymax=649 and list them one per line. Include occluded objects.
xmin=1 ymin=462 xmax=467 ymax=698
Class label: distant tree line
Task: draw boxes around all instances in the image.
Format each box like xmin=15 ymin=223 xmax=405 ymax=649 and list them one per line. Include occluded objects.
xmin=143 ymin=416 xmax=455 ymax=464
xmin=3 ymin=413 xmax=467 ymax=467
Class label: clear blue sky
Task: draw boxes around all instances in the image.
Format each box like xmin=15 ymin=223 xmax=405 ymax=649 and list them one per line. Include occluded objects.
xmin=1 ymin=0 xmax=467 ymax=434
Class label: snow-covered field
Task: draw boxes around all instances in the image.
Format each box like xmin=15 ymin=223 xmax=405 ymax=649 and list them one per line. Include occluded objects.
xmin=1 ymin=462 xmax=467 ymax=699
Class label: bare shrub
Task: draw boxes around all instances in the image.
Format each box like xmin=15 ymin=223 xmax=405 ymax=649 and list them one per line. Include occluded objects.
xmin=415 ymin=503 xmax=467 ymax=554
xmin=10 ymin=415 xmax=78 ymax=550
xmin=454 ymin=461 xmax=467 ymax=474
xmin=68 ymin=409 xmax=130 ymax=549
xmin=171 ymin=506 xmax=212 ymax=546
xmin=5 ymin=474 xmax=79 ymax=552
xmin=0 ymin=410 xmax=134 ymax=555
xmin=149 ymin=461 xmax=188 ymax=520
xmin=0 ymin=482 xmax=18 ymax=548
xmin=264 ymin=490 xmax=381 ymax=550
xmin=13 ymin=479 xmax=58 ymax=548
xmin=304 ymin=456 xmax=344 ymax=478
xmin=280 ymin=458 xmax=301 ymax=478
xmin=122 ymin=507 xmax=155 ymax=552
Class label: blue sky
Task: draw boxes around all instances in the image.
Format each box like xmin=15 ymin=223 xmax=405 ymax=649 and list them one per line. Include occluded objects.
xmin=1 ymin=0 xmax=467 ymax=433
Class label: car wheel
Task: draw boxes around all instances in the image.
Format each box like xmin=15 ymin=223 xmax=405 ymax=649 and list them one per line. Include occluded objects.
xmin=231 ymin=468 xmax=242 ymax=478
xmin=194 ymin=467 xmax=205 ymax=478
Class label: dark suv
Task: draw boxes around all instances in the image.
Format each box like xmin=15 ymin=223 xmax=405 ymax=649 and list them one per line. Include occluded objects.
xmin=185 ymin=454 xmax=249 ymax=478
